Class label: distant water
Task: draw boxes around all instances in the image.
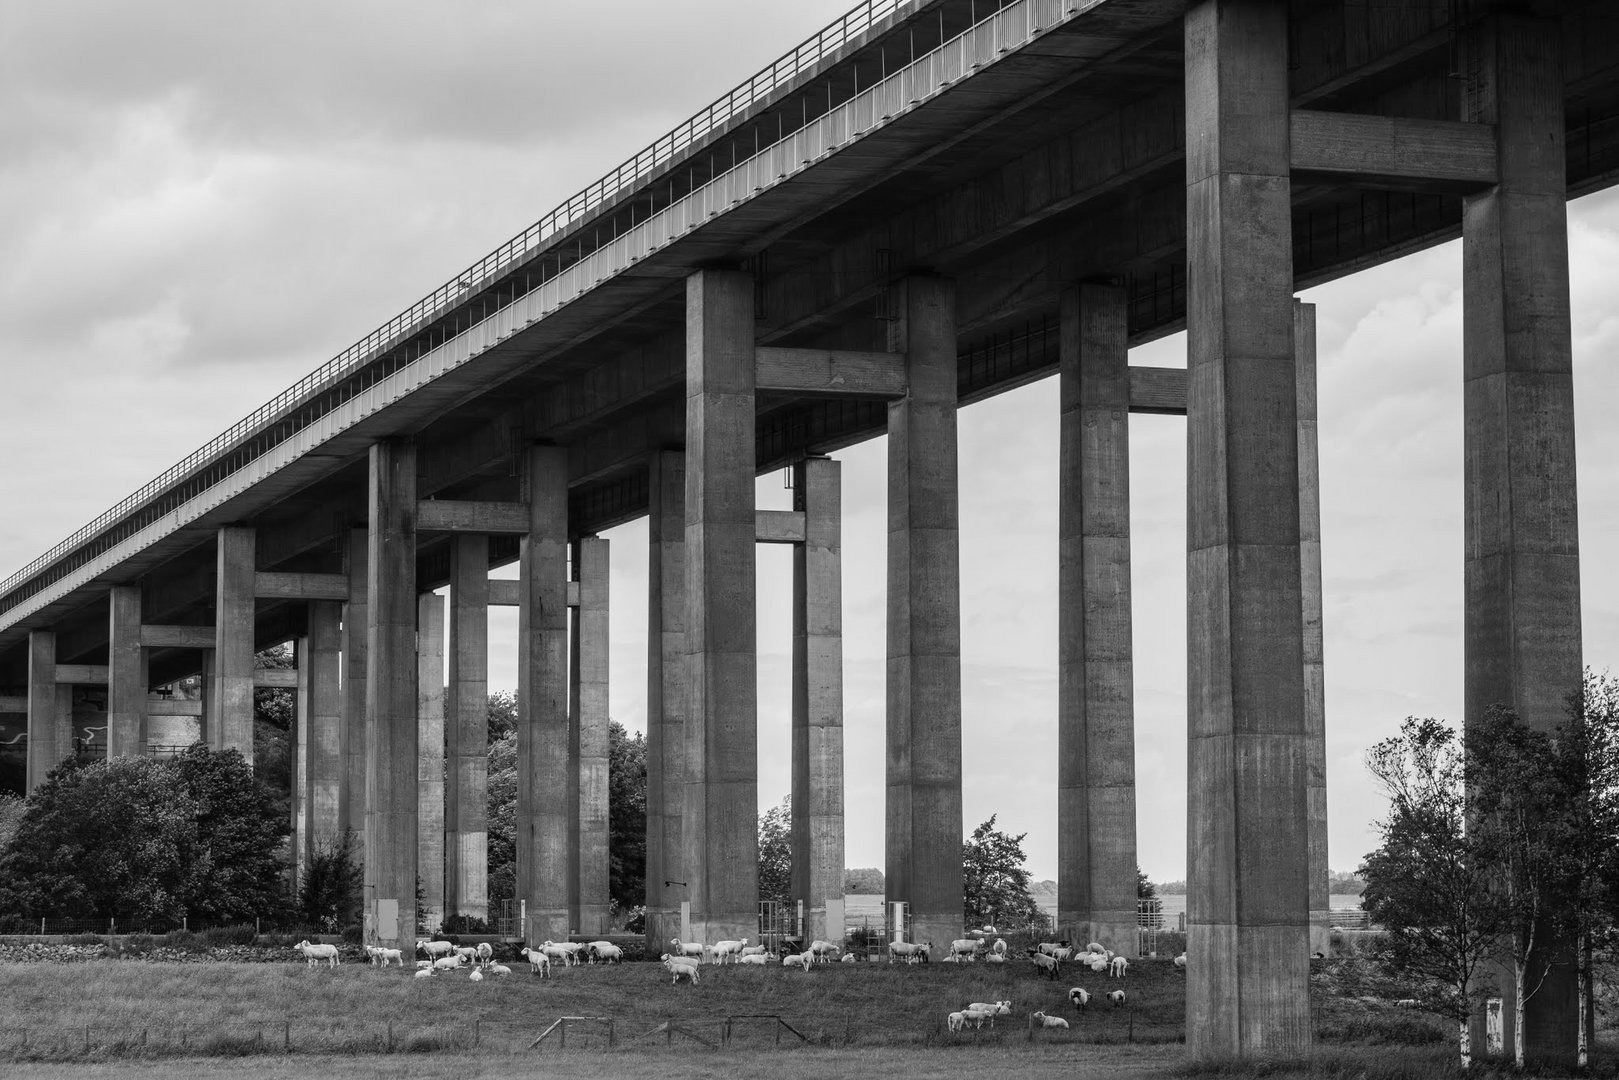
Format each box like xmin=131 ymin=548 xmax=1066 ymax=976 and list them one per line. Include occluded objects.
xmin=842 ymin=892 xmax=1363 ymax=925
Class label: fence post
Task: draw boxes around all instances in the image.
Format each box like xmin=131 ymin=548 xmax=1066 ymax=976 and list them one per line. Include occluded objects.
xmin=474 ymin=1018 xmax=480 ymax=1047
xmin=560 ymin=1020 xmax=566 ymax=1049
xmin=1027 ymin=1013 xmax=1035 ymax=1042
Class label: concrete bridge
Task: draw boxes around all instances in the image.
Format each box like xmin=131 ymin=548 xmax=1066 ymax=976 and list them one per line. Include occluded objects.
xmin=1 ymin=0 xmax=1614 ymax=1063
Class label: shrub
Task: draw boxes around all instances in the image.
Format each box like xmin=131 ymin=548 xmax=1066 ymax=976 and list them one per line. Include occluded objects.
xmin=201 ymin=924 xmax=257 ymax=947
xmin=439 ymin=914 xmax=490 ymax=935
xmin=109 ymin=933 xmax=157 ymax=957
xmin=65 ymin=933 xmax=103 ymax=946
xmin=341 ymin=923 xmax=362 ymax=945
xmin=165 ymin=929 xmax=208 ymax=952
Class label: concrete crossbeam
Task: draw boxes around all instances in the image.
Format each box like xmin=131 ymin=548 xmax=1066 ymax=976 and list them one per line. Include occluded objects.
xmin=683 ymin=269 xmax=759 ymax=943
xmin=645 ymin=450 xmax=686 ymax=949
xmin=26 ymin=630 xmax=63 ymax=791
xmin=570 ymin=536 xmax=611 ymax=936
xmin=107 ymin=584 xmax=145 ymax=759
xmin=1184 ymin=0 xmax=1311 ymax=1059
xmin=364 ymin=440 xmax=419 ymax=948
xmin=147 ymin=698 xmax=204 ymax=717
xmin=213 ymin=527 xmax=256 ymax=761
xmin=139 ymin=625 xmax=215 ymax=649
xmin=253 ymin=668 xmax=298 ymax=688
xmin=885 ymin=275 xmax=964 ymax=951
xmin=1129 ymin=367 xmax=1188 ymax=415
xmin=446 ymin=533 xmax=490 ymax=923
xmin=488 ymin=578 xmax=579 ymax=608
xmin=254 ymin=572 xmax=349 ymax=601
xmin=755 ymin=510 xmax=807 ymax=545
xmin=416 ymin=500 xmax=530 ymax=534
xmin=1290 ymin=109 xmax=1498 ymax=190
xmin=0 ymin=696 xmax=24 ymax=712
xmin=755 ymin=347 xmax=907 ymax=398
xmin=418 ymin=592 xmax=446 ymax=935
xmin=1057 ymin=284 xmax=1138 ymax=957
xmin=54 ymin=664 xmax=108 ymax=685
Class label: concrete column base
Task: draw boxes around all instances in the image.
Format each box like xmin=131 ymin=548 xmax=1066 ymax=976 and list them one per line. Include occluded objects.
xmin=1310 ymin=911 xmax=1333 ymax=956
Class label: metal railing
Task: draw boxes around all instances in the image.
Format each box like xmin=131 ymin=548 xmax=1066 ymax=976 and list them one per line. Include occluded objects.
xmin=0 ymin=0 xmax=1076 ymax=615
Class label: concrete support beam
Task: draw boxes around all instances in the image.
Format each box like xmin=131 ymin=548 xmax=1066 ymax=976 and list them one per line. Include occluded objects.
xmin=570 ymin=536 xmax=611 ymax=936
xmin=53 ymin=665 xmax=107 ymax=685
xmin=342 ymin=529 xmax=369 ymax=856
xmin=418 ymin=591 xmax=446 ymax=935
xmin=754 ymin=346 xmax=908 ymax=398
xmin=1297 ymin=303 xmax=1332 ymax=957
xmin=791 ymin=456 xmax=844 ymax=945
xmin=518 ymin=445 xmax=570 ymax=944
xmin=107 ymin=584 xmax=145 ymax=759
xmin=253 ymin=668 xmax=299 ymax=689
xmin=304 ymin=601 xmax=343 ymax=874
xmin=1184 ymin=0 xmax=1311 ymax=1058
xmin=140 ymin=625 xmax=215 ymax=649
xmin=417 ymin=500 xmax=530 ymax=535
xmin=147 ymin=698 xmax=204 ymax=717
xmin=756 ymin=510 xmax=808 ymax=545
xmin=1130 ymin=367 xmax=1189 ymax=415
xmin=1057 ymin=284 xmax=1138 ymax=956
xmin=255 ymin=572 xmax=349 ymax=601
xmin=213 ymin=527 xmax=256 ymax=761
xmin=446 ymin=533 xmax=490 ymax=923
xmin=645 ymin=450 xmax=686 ymax=949
xmin=885 ymin=275 xmax=964 ymax=950
xmin=0 ymin=697 xmax=23 ymax=713
xmin=684 ymin=269 xmax=759 ymax=943
xmin=1463 ymin=13 xmax=1581 ymax=1067
xmin=1290 ymin=110 xmax=1498 ymax=190
xmin=364 ymin=440 xmax=418 ymax=948
xmin=26 ymin=631 xmax=63 ymax=791
xmin=487 ymin=578 xmax=578 ymax=608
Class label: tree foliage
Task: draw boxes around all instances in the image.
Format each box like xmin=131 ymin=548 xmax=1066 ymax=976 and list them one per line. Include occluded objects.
xmin=298 ymin=829 xmax=363 ymax=933
xmin=609 ymin=721 xmax=646 ymax=911
xmin=758 ymin=795 xmax=792 ymax=905
xmin=962 ymin=816 xmax=1046 ymax=930
xmin=170 ymin=746 xmax=290 ymax=924
xmin=844 ymin=867 xmax=884 ymax=894
xmin=487 ymin=691 xmax=517 ymax=744
xmin=486 ymin=730 xmax=517 ymax=912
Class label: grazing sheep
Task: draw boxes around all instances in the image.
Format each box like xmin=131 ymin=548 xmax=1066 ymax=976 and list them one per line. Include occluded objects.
xmin=1085 ymin=941 xmax=1105 ymax=954
xmin=948 ymin=938 xmax=983 ymax=961
xmin=1032 ymin=1011 xmax=1070 ymax=1029
xmin=781 ymin=951 xmax=815 ymax=971
xmin=1037 ymin=941 xmax=1071 ymax=957
xmin=1110 ymin=956 xmax=1128 ymax=978
xmin=660 ymin=954 xmax=700 ymax=985
xmin=710 ymin=939 xmax=747 ymax=964
xmin=887 ymin=941 xmax=931 ymax=964
xmin=740 ymin=943 xmax=769 ymax=958
xmin=416 ymin=939 xmax=455 ymax=959
xmin=1173 ymin=952 xmax=1187 ymax=969
xmin=587 ymin=941 xmax=624 ymax=964
xmin=413 ymin=968 xmax=435 ymax=980
xmin=965 ymin=1001 xmax=1012 ymax=1026
xmin=519 ymin=947 xmax=551 ymax=977
xmin=669 ymin=937 xmax=706 ymax=961
xmin=1050 ymin=946 xmax=1076 ymax=961
xmin=486 ymin=964 xmax=512 ymax=977
xmin=1029 ymin=951 xmax=1060 ymax=980
xmin=947 ymin=1011 xmax=968 ymax=1033
xmin=1108 ymin=989 xmax=1126 ymax=1008
xmin=555 ymin=941 xmax=588 ymax=965
xmin=294 ymin=941 xmax=340 ymax=968
xmin=454 ymin=945 xmax=481 ymax=964
xmin=807 ymin=939 xmax=840 ymax=963
xmin=961 ymin=1007 xmax=997 ymax=1030
xmin=992 ymin=937 xmax=1007 ymax=957
xmin=540 ymin=941 xmax=576 ymax=967
xmin=1069 ymin=987 xmax=1090 ymax=1009
xmin=468 ymin=968 xmax=483 ymax=983
xmin=432 ymin=954 xmax=463 ymax=972
xmin=738 ymin=953 xmax=768 ymax=965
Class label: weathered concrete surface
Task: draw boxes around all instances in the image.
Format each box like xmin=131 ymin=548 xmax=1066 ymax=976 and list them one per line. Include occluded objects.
xmin=645 ymin=450 xmax=686 ymax=949
xmin=570 ymin=536 xmax=611 ymax=936
xmin=1463 ymin=13 xmax=1582 ymax=1067
xmin=417 ymin=591 xmax=445 ymax=935
xmin=364 ymin=440 xmax=418 ymax=947
xmin=303 ymin=601 xmax=343 ymax=870
xmin=1057 ymin=283 xmax=1138 ymax=956
xmin=1296 ymin=302 xmax=1332 ymax=958
xmin=342 ymin=528 xmax=369 ymax=862
xmin=106 ymin=584 xmax=144 ymax=758
xmin=446 ymin=533 xmax=489 ymax=923
xmin=213 ymin=527 xmax=255 ymax=762
xmin=26 ymin=630 xmax=61 ymax=791
xmin=683 ymin=269 xmax=759 ymax=944
xmin=293 ymin=638 xmax=309 ymax=889
xmin=791 ymin=456 xmax=844 ymax=946
xmin=885 ymin=275 xmax=964 ymax=951
xmin=518 ymin=445 xmax=570 ymax=944
xmin=1184 ymin=0 xmax=1311 ymax=1059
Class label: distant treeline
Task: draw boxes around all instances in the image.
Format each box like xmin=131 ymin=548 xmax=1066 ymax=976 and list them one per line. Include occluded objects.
xmin=1154 ymin=871 xmax=1365 ymax=896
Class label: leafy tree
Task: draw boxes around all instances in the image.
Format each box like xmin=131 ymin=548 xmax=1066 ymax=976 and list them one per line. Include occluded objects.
xmin=1574 ymin=671 xmax=1619 ymax=1062
xmin=487 ymin=691 xmax=517 ymax=744
xmin=608 ymin=721 xmax=646 ymax=911
xmin=252 ymin=644 xmax=295 ymax=807
xmin=962 ymin=816 xmax=1047 ymax=931
xmin=170 ymin=746 xmax=291 ymax=924
xmin=844 ymin=867 xmax=884 ymax=894
xmin=1137 ymin=868 xmax=1158 ymax=901
xmin=758 ymin=795 xmax=792 ymax=905
xmin=0 ymin=791 xmax=25 ymax=853
xmin=299 ymin=829 xmax=363 ymax=932
xmin=487 ymin=730 xmax=517 ymax=913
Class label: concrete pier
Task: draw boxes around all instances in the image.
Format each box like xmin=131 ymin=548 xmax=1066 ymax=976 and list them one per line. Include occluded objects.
xmin=791 ymin=456 xmax=844 ymax=945
xmin=1057 ymin=283 xmax=1138 ymax=955
xmin=570 ymin=536 xmax=611 ymax=936
xmin=885 ymin=275 xmax=964 ymax=950
xmin=645 ymin=450 xmax=686 ymax=948
xmin=303 ymin=601 xmax=343 ymax=868
xmin=26 ymin=630 xmax=60 ymax=790
xmin=1463 ymin=13 xmax=1581 ymax=1066
xmin=213 ymin=526 xmax=256 ymax=762
xmin=294 ymin=636 xmax=310 ymax=888
xmin=518 ymin=445 xmax=570 ymax=944
xmin=1297 ymin=302 xmax=1332 ymax=957
xmin=342 ymin=528 xmax=369 ymax=857
xmin=107 ymin=584 xmax=144 ymax=758
xmin=446 ymin=533 xmax=489 ymax=923
xmin=683 ymin=269 xmax=759 ymax=943
xmin=1184 ymin=0 xmax=1311 ymax=1057
xmin=364 ymin=440 xmax=419 ymax=947
xmin=418 ymin=592 xmax=446 ymax=934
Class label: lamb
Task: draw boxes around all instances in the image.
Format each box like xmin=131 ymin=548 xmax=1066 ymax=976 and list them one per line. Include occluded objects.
xmin=519 ymin=947 xmax=551 ymax=977
xmin=476 ymin=942 xmax=494 ymax=963
xmin=1049 ymin=946 xmax=1076 ymax=961
xmin=948 ymin=938 xmax=983 ymax=961
xmin=365 ymin=945 xmax=404 ymax=966
xmin=1069 ymin=987 xmax=1090 ymax=1009
xmin=293 ymin=941 xmax=340 ymax=968
xmin=887 ymin=941 xmax=930 ymax=964
xmin=781 ymin=951 xmax=815 ymax=971
xmin=432 ymin=954 xmax=463 ymax=971
xmin=1029 ymin=951 xmax=1060 ymax=979
xmin=992 ymin=937 xmax=1007 ymax=957
xmin=540 ymin=940 xmax=578 ymax=966
xmin=415 ymin=959 xmax=433 ymax=970
xmin=1108 ymin=989 xmax=1126 ymax=1008
xmin=587 ymin=941 xmax=624 ymax=964
xmin=1173 ymin=952 xmax=1187 ymax=969
xmin=468 ymin=968 xmax=483 ymax=983
xmin=454 ymin=945 xmax=481 ymax=964
xmin=982 ymin=953 xmax=1005 ymax=964
xmin=941 ymin=952 xmax=962 ymax=963
xmin=739 ymin=943 xmax=769 ymax=958
xmin=960 ymin=1007 xmax=997 ymax=1030
xmin=1031 ymin=1011 xmax=1070 ymax=1029
xmin=965 ymin=1001 xmax=1011 ymax=1026
xmin=416 ymin=938 xmax=455 ymax=959
xmin=947 ymin=1011 xmax=969 ymax=1033
xmin=486 ymin=963 xmax=512 ymax=977
xmin=1087 ymin=955 xmax=1110 ymax=974
xmin=1085 ymin=941 xmax=1105 ymax=954
xmin=738 ymin=953 xmax=768 ymax=965
xmin=710 ymin=939 xmax=746 ymax=964
xmin=413 ymin=967 xmax=435 ymax=980
xmin=1037 ymin=941 xmax=1071 ymax=957
xmin=660 ymin=954 xmax=700 ymax=985
xmin=840 ymin=952 xmax=857 ymax=963
xmin=555 ymin=941 xmax=588 ymax=965
xmin=807 ymin=939 xmax=840 ymax=962
xmin=669 ymin=937 xmax=706 ymax=961
xmin=1110 ymin=955 xmax=1128 ymax=978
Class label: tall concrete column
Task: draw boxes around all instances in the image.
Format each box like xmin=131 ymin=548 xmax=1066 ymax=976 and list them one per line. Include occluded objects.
xmin=1297 ymin=302 xmax=1331 ymax=957
xmin=294 ymin=633 xmax=310 ymax=889
xmin=364 ymin=440 xmax=418 ymax=948
xmin=684 ymin=268 xmax=759 ymax=943
xmin=885 ymin=274 xmax=964 ymax=950
xmin=645 ymin=450 xmax=686 ymax=948
xmin=1463 ymin=13 xmax=1580 ymax=1066
xmin=446 ymin=533 xmax=489 ymax=924
xmin=341 ymin=528 xmax=369 ymax=860
xmin=107 ymin=584 xmax=145 ymax=758
xmin=1184 ymin=0 xmax=1311 ymax=1058
xmin=26 ymin=630 xmax=62 ymax=791
xmin=1057 ymin=283 xmax=1138 ymax=955
xmin=418 ymin=591 xmax=446 ymax=935
xmin=518 ymin=445 xmax=570 ymax=943
xmin=570 ymin=536 xmax=611 ymax=936
xmin=213 ymin=526 xmax=256 ymax=762
xmin=304 ymin=601 xmax=343 ymax=866
xmin=791 ymin=456 xmax=845 ymax=945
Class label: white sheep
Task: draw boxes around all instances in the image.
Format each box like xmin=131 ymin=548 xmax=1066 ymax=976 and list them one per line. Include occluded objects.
xmin=519 ymin=947 xmax=551 ymax=977
xmin=413 ymin=967 xmax=435 ymax=980
xmin=781 ymin=951 xmax=814 ymax=971
xmin=709 ymin=938 xmax=747 ymax=964
xmin=375 ymin=947 xmax=404 ymax=966
xmin=1031 ymin=1011 xmax=1069 ymax=1029
xmin=1108 ymin=989 xmax=1126 ymax=1008
xmin=840 ymin=952 xmax=857 ymax=964
xmin=1173 ymin=952 xmax=1187 ymax=969
xmin=1085 ymin=941 xmax=1105 ymax=954
xmin=992 ymin=937 xmax=1007 ymax=957
xmin=293 ymin=941 xmax=340 ymax=968
xmin=887 ymin=941 xmax=930 ymax=964
xmin=486 ymin=963 xmax=512 ymax=977
xmin=1037 ymin=941 xmax=1070 ymax=957
xmin=948 ymin=938 xmax=982 ymax=961
xmin=540 ymin=940 xmax=576 ymax=967
xmin=416 ymin=938 xmax=454 ymax=959
xmin=454 ymin=945 xmax=480 ymax=964
xmin=1030 ymin=951 xmax=1060 ymax=979
xmin=1050 ymin=946 xmax=1076 ymax=961
xmin=415 ymin=959 xmax=433 ymax=970
xmin=475 ymin=942 xmax=494 ymax=963
xmin=1088 ymin=955 xmax=1110 ymax=974
xmin=807 ymin=939 xmax=840 ymax=962
xmin=740 ymin=943 xmax=769 ymax=958
xmin=432 ymin=954 xmax=463 ymax=971
xmin=960 ymin=1007 xmax=996 ymax=1030
xmin=738 ymin=953 xmax=768 ymax=965
xmin=947 ymin=1010 xmax=968 ymax=1032
xmin=669 ymin=937 xmax=705 ymax=961
xmin=1069 ymin=987 xmax=1090 ymax=1009
xmin=587 ymin=940 xmax=624 ymax=964
xmin=982 ymin=953 xmax=1005 ymax=964
xmin=468 ymin=968 xmax=483 ymax=983
xmin=1110 ymin=955 xmax=1128 ymax=978
xmin=660 ymin=954 xmax=700 ymax=985
xmin=941 ymin=952 xmax=961 ymax=964
xmin=965 ymin=1001 xmax=1011 ymax=1026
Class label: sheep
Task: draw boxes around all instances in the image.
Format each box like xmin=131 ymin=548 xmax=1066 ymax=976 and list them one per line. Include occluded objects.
xmin=587 ymin=941 xmax=624 ymax=964
xmin=669 ymin=937 xmax=705 ymax=961
xmin=293 ymin=941 xmax=340 ymax=968
xmin=432 ymin=954 xmax=463 ymax=972
xmin=416 ymin=939 xmax=454 ymax=959
xmin=540 ymin=941 xmax=577 ymax=967
xmin=960 ymin=1007 xmax=997 ymax=1030
xmin=965 ymin=1001 xmax=1011 ymax=1026
xmin=1031 ymin=1011 xmax=1070 ymax=1029
xmin=840 ymin=952 xmax=857 ymax=964
xmin=468 ymin=968 xmax=483 ymax=983
xmin=1110 ymin=955 xmax=1128 ymax=978
xmin=415 ymin=959 xmax=433 ymax=970
xmin=947 ymin=1011 xmax=968 ymax=1033
xmin=486 ymin=963 xmax=512 ymax=977
xmin=739 ymin=943 xmax=769 ymax=958
xmin=982 ymin=953 xmax=1006 ymax=964
xmin=1049 ymin=946 xmax=1076 ymax=962
xmin=941 ymin=953 xmax=961 ymax=964
xmin=454 ymin=945 xmax=481 ymax=964
xmin=519 ymin=947 xmax=551 ymax=977
xmin=1037 ymin=941 xmax=1071 ymax=956
xmin=1173 ymin=952 xmax=1187 ymax=969
xmin=365 ymin=945 xmax=403 ymax=966
xmin=1108 ymin=989 xmax=1126 ymax=1008
xmin=781 ymin=951 xmax=815 ymax=971
xmin=1085 ymin=941 xmax=1105 ymax=954
xmin=738 ymin=953 xmax=768 ymax=965
xmin=1069 ymin=987 xmax=1090 ymax=1009
xmin=412 ymin=968 xmax=435 ymax=980
xmin=992 ymin=937 xmax=1007 ymax=957
xmin=1029 ymin=951 xmax=1060 ymax=980
xmin=554 ymin=941 xmax=588 ymax=965
xmin=887 ymin=940 xmax=930 ymax=964
xmin=948 ymin=938 xmax=983 ymax=961
xmin=1087 ymin=955 xmax=1110 ymax=974
xmin=476 ymin=942 xmax=494 ymax=963
xmin=660 ymin=954 xmax=700 ymax=985
xmin=709 ymin=938 xmax=747 ymax=964
xmin=807 ymin=939 xmax=840 ymax=963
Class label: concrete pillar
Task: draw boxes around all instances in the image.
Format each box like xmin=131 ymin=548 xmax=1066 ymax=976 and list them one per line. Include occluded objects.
xmin=213 ymin=526 xmax=256 ymax=763
xmin=107 ymin=584 xmax=145 ymax=758
xmin=518 ymin=445 xmax=570 ymax=944
xmin=364 ymin=440 xmax=418 ymax=948
xmin=418 ymin=591 xmax=446 ymax=935
xmin=1057 ymin=283 xmax=1138 ymax=955
xmin=1297 ymin=302 xmax=1332 ymax=957
xmin=645 ymin=450 xmax=687 ymax=948
xmin=683 ymin=268 xmax=759 ymax=944
xmin=446 ymin=533 xmax=489 ymax=924
xmin=294 ymin=633 xmax=310 ymax=890
xmin=26 ymin=630 xmax=63 ymax=791
xmin=885 ymin=274 xmax=964 ymax=950
xmin=1184 ymin=0 xmax=1311 ymax=1058
xmin=791 ymin=456 xmax=844 ymax=946
xmin=341 ymin=528 xmax=369 ymax=859
xmin=1462 ymin=13 xmax=1580 ymax=1066
xmin=570 ymin=536 xmax=611 ymax=936
xmin=304 ymin=601 xmax=344 ymax=862
xmin=55 ymin=685 xmax=74 ymax=763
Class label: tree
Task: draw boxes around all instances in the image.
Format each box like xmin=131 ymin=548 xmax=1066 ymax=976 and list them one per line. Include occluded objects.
xmin=1137 ymin=868 xmax=1157 ymax=901
xmin=758 ymin=795 xmax=792 ymax=905
xmin=608 ymin=721 xmax=646 ymax=914
xmin=299 ymin=829 xmax=363 ymax=932
xmin=1574 ymin=670 xmax=1619 ymax=1064
xmin=962 ymin=816 xmax=1046 ymax=931
xmin=487 ymin=691 xmax=517 ymax=744
xmin=844 ymin=867 xmax=884 ymax=894
xmin=170 ymin=746 xmax=291 ymax=924
xmin=486 ymin=730 xmax=517 ymax=913
xmin=252 ymin=645 xmax=295 ymax=806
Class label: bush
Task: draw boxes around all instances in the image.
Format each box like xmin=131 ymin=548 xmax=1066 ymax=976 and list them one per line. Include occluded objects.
xmin=439 ymin=914 xmax=489 ymax=935
xmin=341 ymin=923 xmax=362 ymax=945
xmin=65 ymin=933 xmax=103 ymax=947
xmin=165 ymin=929 xmax=208 ymax=953
xmin=201 ymin=924 xmax=257 ymax=947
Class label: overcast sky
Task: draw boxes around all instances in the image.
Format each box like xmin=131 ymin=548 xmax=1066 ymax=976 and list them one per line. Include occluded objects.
xmin=2 ymin=2 xmax=1616 ymax=884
